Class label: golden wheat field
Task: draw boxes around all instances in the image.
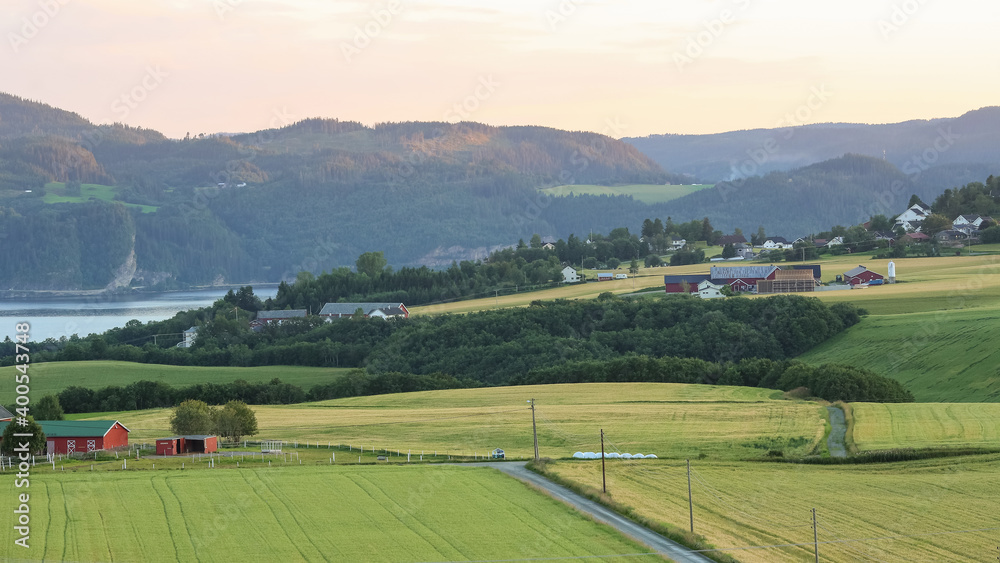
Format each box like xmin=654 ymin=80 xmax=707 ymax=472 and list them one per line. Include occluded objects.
xmin=81 ymin=383 xmax=827 ymax=460
xmin=547 ymin=456 xmax=1000 ymax=563
xmin=850 ymin=402 xmax=1000 ymax=450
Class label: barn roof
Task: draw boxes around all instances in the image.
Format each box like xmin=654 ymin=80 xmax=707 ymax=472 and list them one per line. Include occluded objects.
xmin=0 ymin=420 xmax=129 ymax=438
xmin=844 ymin=265 xmax=872 ymax=277
xmin=710 ymin=265 xmax=778 ymax=280
xmin=663 ymin=274 xmax=711 ymax=284
xmin=158 ymin=434 xmax=216 ymax=440
xmin=319 ymin=302 xmax=406 ymax=316
xmin=375 ymin=307 xmax=406 ymax=316
xmin=256 ymin=309 xmax=308 ymax=320
xmin=0 ymin=405 xmax=13 ymax=420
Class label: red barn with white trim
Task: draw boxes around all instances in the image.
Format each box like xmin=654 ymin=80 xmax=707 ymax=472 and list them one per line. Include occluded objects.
xmin=843 ymin=265 xmax=885 ymax=285
xmin=0 ymin=420 xmax=130 ymax=455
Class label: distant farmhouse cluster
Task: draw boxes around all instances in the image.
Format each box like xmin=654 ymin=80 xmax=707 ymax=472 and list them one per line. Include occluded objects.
xmin=892 ymin=202 xmax=993 ymax=244
xmin=665 ymin=263 xmax=891 ymax=298
xmin=248 ymin=302 xmax=410 ymax=332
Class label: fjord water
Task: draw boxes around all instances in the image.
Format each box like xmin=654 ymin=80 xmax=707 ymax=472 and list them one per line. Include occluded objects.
xmin=0 ymin=287 xmax=278 ymax=342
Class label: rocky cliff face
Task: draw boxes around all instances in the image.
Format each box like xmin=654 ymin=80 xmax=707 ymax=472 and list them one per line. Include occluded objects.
xmin=104 ymin=238 xmax=137 ymax=290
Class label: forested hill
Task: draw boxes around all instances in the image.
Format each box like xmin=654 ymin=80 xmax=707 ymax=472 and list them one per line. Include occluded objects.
xmin=0 ymin=93 xmax=682 ymax=290
xmin=626 ymin=106 xmax=1000 ymax=182
xmin=660 ymin=154 xmax=958 ymax=237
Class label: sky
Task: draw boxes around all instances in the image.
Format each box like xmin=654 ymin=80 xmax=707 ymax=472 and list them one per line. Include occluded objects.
xmin=3 ymin=0 xmax=998 ymax=139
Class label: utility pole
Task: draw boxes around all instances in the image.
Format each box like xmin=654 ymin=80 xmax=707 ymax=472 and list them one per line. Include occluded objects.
xmin=812 ymin=508 xmax=819 ymax=563
xmin=687 ymin=459 xmax=694 ymax=533
xmin=529 ymin=399 xmax=539 ymax=460
xmin=600 ymin=429 xmax=607 ymax=493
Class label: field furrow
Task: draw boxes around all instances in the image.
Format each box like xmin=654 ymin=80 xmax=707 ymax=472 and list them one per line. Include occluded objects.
xmin=547 ymin=456 xmax=1000 ymax=562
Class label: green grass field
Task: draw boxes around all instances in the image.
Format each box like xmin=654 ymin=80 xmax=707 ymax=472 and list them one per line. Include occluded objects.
xmin=5 ymin=361 xmax=348 ymax=404
xmin=80 ymin=383 xmax=827 ymax=460
xmin=545 ymin=456 xmax=1000 ymax=563
xmin=538 ymin=184 xmax=713 ymax=204
xmin=797 ymin=309 xmax=1000 ymax=402
xmin=41 ymin=182 xmax=158 ymax=212
xmin=4 ymin=466 xmax=660 ymax=562
xmin=850 ymin=402 xmax=1000 ymax=450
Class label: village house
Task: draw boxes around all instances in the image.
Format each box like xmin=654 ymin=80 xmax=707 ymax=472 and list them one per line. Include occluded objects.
xmin=899 ymin=232 xmax=931 ymax=244
xmin=250 ymin=309 xmax=308 ymax=331
xmin=319 ymin=302 xmax=410 ymax=319
xmin=761 ymin=237 xmax=793 ymax=250
xmin=894 ymin=203 xmax=931 ymax=232
xmin=716 ymin=234 xmax=747 ymax=246
xmin=696 ymin=280 xmax=725 ymax=299
xmin=935 ymin=229 xmax=970 ymax=244
xmin=561 ymin=266 xmax=581 ymax=283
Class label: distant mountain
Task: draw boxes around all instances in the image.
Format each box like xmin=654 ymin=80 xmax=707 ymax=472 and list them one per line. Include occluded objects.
xmin=626 ymin=107 xmax=1000 ymax=182
xmin=658 ymin=154 xmax=947 ymax=237
xmin=0 ymin=93 xmax=677 ymax=290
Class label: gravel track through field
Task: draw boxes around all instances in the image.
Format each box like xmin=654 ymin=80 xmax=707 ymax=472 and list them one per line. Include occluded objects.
xmin=826 ymin=406 xmax=847 ymax=458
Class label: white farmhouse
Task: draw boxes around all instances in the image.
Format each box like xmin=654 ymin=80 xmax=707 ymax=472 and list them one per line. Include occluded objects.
xmin=561 ymin=266 xmax=580 ymax=283
xmin=894 ymin=204 xmax=931 ymax=231
xmin=697 ymin=279 xmax=725 ymax=299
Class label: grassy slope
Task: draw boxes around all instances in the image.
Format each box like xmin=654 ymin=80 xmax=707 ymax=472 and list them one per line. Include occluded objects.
xmin=4 ymin=466 xmax=660 ymax=562
xmin=795 ymin=253 xmax=1000 ymax=402
xmin=81 ymin=383 xmax=827 ymax=459
xmin=4 ymin=361 xmax=349 ymax=404
xmin=850 ymin=402 xmax=1000 ymax=450
xmin=538 ymin=184 xmax=714 ymax=204
xmin=42 ymin=182 xmax=158 ymax=212
xmin=546 ymin=456 xmax=1000 ymax=563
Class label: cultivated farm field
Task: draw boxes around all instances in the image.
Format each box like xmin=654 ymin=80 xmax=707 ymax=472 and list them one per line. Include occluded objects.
xmin=537 ymin=183 xmax=714 ymax=204
xmin=545 ymin=456 xmax=1000 ymax=563
xmin=850 ymin=402 xmax=1000 ymax=450
xmin=2 ymin=361 xmax=349 ymax=404
xmin=80 ymin=383 xmax=828 ymax=460
xmin=42 ymin=182 xmax=158 ymax=213
xmin=2 ymin=466 xmax=661 ymax=562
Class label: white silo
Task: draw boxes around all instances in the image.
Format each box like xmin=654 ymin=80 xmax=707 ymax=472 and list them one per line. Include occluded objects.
xmin=888 ymin=261 xmax=896 ymax=284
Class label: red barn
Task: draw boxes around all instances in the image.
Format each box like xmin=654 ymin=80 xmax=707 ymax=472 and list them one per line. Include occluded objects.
xmin=156 ymin=435 xmax=218 ymax=455
xmin=844 ymin=265 xmax=885 ymax=285
xmin=0 ymin=420 xmax=130 ymax=455
xmin=664 ymin=274 xmax=712 ymax=293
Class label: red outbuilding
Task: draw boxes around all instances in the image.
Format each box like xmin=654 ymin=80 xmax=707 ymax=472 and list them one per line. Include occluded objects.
xmin=156 ymin=435 xmax=219 ymax=455
xmin=843 ymin=265 xmax=885 ymax=285
xmin=0 ymin=420 xmax=130 ymax=455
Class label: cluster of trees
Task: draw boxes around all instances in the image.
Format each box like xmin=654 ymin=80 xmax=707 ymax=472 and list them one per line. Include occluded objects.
xmin=57 ymin=378 xmax=306 ymax=414
xmin=640 ymin=216 xmax=718 ymax=251
xmin=519 ymin=356 xmax=913 ymax=403
xmin=362 ymin=295 xmax=865 ymax=384
xmin=930 ymin=176 xmax=1000 ymax=219
xmin=169 ymin=399 xmax=258 ymax=442
xmin=17 ymin=292 xmax=865 ymax=383
xmin=268 ymin=250 xmax=564 ymax=311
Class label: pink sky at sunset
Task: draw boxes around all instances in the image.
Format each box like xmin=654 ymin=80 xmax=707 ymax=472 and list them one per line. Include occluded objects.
xmin=3 ymin=0 xmax=997 ymax=139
